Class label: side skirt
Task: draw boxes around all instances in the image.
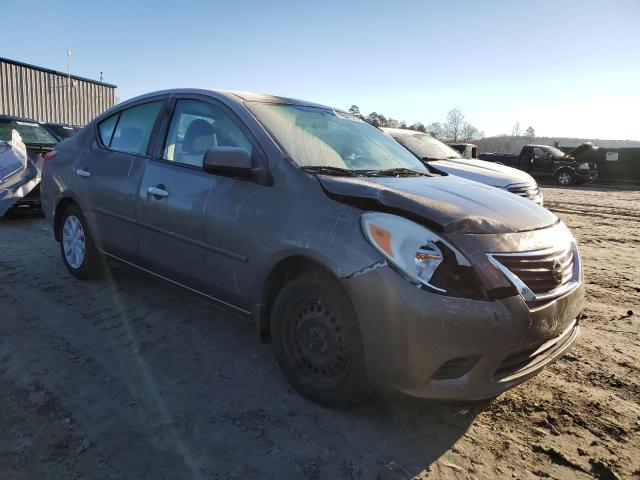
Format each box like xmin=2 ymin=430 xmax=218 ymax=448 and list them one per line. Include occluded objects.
xmin=102 ymin=251 xmax=252 ymax=316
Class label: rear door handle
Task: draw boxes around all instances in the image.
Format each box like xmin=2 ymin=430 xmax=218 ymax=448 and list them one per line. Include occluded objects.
xmin=147 ymin=186 xmax=170 ymax=198
xmin=76 ymin=168 xmax=91 ymax=177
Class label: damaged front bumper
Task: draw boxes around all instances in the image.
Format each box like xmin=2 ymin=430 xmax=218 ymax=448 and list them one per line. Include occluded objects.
xmin=342 ymin=262 xmax=583 ymax=400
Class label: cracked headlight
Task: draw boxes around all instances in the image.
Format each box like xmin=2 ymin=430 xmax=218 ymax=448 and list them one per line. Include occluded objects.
xmin=361 ymin=212 xmax=482 ymax=297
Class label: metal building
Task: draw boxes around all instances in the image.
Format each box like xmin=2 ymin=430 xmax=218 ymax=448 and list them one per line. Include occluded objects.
xmin=0 ymin=57 xmax=117 ymax=126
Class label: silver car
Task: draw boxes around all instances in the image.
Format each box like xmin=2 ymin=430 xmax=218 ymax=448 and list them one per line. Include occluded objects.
xmin=41 ymin=89 xmax=582 ymax=407
xmin=382 ymin=128 xmax=544 ymax=205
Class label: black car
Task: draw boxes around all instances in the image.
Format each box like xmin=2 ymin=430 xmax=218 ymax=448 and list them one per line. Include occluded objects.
xmin=43 ymin=122 xmax=80 ymax=140
xmin=479 ymin=143 xmax=599 ymax=186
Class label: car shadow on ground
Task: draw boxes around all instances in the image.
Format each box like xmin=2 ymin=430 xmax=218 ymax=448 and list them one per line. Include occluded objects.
xmin=1 ymin=232 xmax=486 ymax=479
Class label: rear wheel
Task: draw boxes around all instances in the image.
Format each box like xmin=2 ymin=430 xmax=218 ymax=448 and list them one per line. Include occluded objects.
xmin=59 ymin=204 xmax=104 ymax=279
xmin=271 ymin=270 xmax=370 ymax=408
xmin=555 ymin=170 xmax=574 ymax=186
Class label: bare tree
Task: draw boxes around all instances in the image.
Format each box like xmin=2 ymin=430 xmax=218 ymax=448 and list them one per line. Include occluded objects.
xmin=511 ymin=121 xmax=522 ymax=140
xmin=511 ymin=121 xmax=522 ymax=150
xmin=461 ymin=123 xmax=479 ymax=142
xmin=425 ymin=121 xmax=443 ymax=138
xmin=348 ymin=105 xmax=361 ymax=116
xmin=444 ymin=108 xmax=465 ymax=142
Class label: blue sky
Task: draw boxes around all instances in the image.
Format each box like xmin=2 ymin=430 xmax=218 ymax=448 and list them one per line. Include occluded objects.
xmin=1 ymin=0 xmax=639 ymax=139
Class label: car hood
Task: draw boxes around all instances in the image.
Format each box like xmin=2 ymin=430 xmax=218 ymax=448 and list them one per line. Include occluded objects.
xmin=567 ymin=142 xmax=598 ymax=158
xmin=318 ymin=174 xmax=557 ymax=234
xmin=427 ymin=158 xmax=535 ymax=187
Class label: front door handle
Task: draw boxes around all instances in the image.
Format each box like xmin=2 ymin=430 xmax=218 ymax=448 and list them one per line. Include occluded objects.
xmin=147 ymin=185 xmax=170 ymax=198
xmin=76 ymin=168 xmax=91 ymax=177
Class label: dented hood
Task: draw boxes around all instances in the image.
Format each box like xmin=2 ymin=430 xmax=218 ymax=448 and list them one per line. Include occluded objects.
xmin=318 ymin=174 xmax=557 ymax=234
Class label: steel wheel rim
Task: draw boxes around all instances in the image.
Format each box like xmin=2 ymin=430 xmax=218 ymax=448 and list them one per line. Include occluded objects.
xmin=286 ymin=299 xmax=349 ymax=388
xmin=62 ymin=215 xmax=86 ymax=269
xmin=558 ymin=172 xmax=571 ymax=185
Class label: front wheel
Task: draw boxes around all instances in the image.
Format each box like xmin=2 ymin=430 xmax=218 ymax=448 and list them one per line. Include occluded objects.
xmin=555 ymin=170 xmax=574 ymax=186
xmin=271 ymin=270 xmax=370 ymax=408
xmin=59 ymin=204 xmax=104 ymax=279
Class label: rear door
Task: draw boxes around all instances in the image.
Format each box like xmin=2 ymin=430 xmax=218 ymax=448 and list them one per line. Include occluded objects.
xmin=79 ymin=99 xmax=166 ymax=260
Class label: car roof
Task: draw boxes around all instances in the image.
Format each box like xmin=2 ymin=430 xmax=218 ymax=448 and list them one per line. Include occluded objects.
xmin=380 ymin=127 xmax=427 ymax=136
xmin=114 ymin=88 xmax=336 ymax=112
xmin=0 ymin=114 xmax=39 ymax=123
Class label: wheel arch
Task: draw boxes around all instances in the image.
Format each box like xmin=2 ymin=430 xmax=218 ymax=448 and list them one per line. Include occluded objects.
xmin=552 ymin=165 xmax=576 ymax=177
xmin=256 ymin=254 xmax=344 ymax=343
xmin=53 ymin=196 xmax=80 ymax=241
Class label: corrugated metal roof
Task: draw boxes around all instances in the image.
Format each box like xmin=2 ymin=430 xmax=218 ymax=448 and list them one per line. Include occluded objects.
xmin=0 ymin=56 xmax=117 ymax=89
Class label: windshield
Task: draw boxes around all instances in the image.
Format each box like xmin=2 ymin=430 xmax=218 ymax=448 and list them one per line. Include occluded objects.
xmin=248 ymin=103 xmax=428 ymax=174
xmin=545 ymin=146 xmax=567 ymax=158
xmin=0 ymin=120 xmax=59 ymax=146
xmin=392 ymin=132 xmax=462 ymax=160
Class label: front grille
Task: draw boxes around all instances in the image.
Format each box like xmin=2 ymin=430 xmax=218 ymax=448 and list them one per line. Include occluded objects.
xmin=493 ymin=247 xmax=574 ymax=295
xmin=487 ymin=243 xmax=580 ymax=303
xmin=506 ymin=182 xmax=540 ymax=201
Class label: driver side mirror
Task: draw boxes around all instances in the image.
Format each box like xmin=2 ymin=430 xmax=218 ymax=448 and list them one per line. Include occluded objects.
xmin=203 ymin=146 xmax=253 ymax=178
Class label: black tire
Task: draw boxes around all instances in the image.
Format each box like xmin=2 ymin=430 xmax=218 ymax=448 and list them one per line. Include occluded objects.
xmin=59 ymin=204 xmax=104 ymax=280
xmin=271 ymin=270 xmax=370 ymax=408
xmin=555 ymin=169 xmax=574 ymax=186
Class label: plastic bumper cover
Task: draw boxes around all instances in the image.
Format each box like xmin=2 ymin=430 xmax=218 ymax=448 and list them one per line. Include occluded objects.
xmin=342 ymin=264 xmax=584 ymax=400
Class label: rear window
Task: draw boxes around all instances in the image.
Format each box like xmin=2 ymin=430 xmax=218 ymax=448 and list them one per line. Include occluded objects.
xmin=0 ymin=120 xmax=58 ymax=146
xmin=98 ymin=115 xmax=118 ymax=146
xmin=100 ymin=101 xmax=163 ymax=155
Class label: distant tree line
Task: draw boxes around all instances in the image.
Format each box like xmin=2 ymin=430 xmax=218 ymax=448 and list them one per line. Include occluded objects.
xmin=348 ymin=104 xmax=640 ymax=152
xmin=348 ymin=105 xmax=483 ymax=142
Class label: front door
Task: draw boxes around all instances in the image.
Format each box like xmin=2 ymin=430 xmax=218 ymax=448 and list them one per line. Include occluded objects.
xmin=136 ymin=160 xmax=213 ymax=290
xmin=136 ymin=97 xmax=230 ymax=291
xmin=531 ymin=147 xmax=552 ymax=177
xmin=136 ymin=96 xmax=264 ymax=306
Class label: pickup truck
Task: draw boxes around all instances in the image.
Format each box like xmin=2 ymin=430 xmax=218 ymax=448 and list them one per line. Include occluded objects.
xmin=478 ymin=143 xmax=598 ymax=186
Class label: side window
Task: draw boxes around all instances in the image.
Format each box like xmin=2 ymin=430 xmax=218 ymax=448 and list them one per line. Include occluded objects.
xmin=109 ymin=101 xmax=163 ymax=155
xmin=534 ymin=147 xmax=547 ymax=159
xmin=98 ymin=114 xmax=118 ymax=146
xmin=521 ymin=146 xmax=533 ymax=158
xmin=163 ymin=99 xmax=253 ymax=167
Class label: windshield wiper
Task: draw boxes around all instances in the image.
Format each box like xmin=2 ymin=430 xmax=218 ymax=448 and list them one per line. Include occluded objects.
xmin=301 ymin=166 xmax=362 ymax=177
xmin=360 ymin=167 xmax=427 ymax=177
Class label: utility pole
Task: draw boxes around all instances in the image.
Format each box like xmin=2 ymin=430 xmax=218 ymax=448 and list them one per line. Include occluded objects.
xmin=67 ymin=48 xmax=72 ymax=124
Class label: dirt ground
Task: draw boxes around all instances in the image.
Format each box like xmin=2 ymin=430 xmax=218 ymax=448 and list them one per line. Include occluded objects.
xmin=1 ymin=184 xmax=638 ymax=480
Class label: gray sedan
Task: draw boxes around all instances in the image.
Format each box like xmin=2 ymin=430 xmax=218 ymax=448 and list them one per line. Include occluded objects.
xmin=41 ymin=89 xmax=583 ymax=407
xmin=382 ymin=127 xmax=543 ymax=205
